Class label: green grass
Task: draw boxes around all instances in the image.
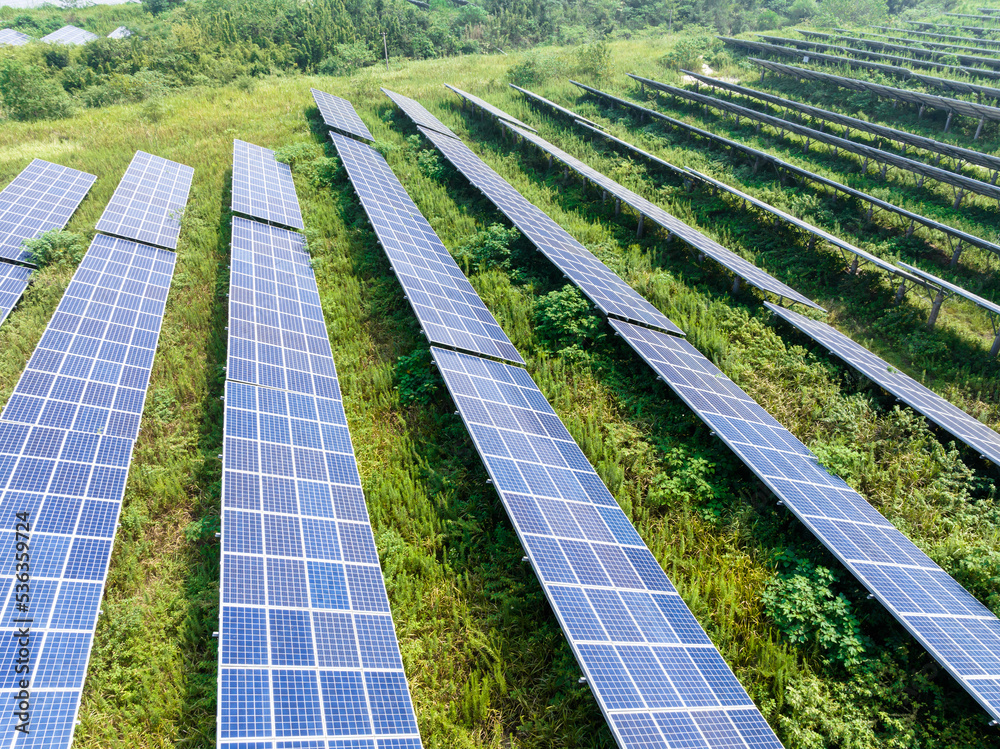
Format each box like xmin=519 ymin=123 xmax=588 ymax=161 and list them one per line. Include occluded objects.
xmin=0 ymin=34 xmax=998 ymax=748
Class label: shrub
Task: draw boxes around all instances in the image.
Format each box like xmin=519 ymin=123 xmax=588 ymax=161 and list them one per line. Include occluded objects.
xmin=455 ymin=224 xmax=519 ymax=273
xmin=317 ymin=41 xmax=377 ymax=76
xmin=22 ymin=230 xmax=87 ymax=268
xmin=43 ymin=46 xmax=71 ymax=70
xmin=763 ymin=554 xmax=869 ymax=670
xmin=395 ymin=348 xmax=440 ymax=407
xmin=508 ymin=53 xmax=564 ymax=86
xmin=575 ymin=40 xmax=613 ymax=80
xmin=0 ymin=59 xmax=73 ymax=121
xmin=534 ymin=285 xmax=603 ymax=355
xmin=416 ymin=149 xmax=446 ymax=181
xmin=82 ymin=71 xmax=170 ymax=108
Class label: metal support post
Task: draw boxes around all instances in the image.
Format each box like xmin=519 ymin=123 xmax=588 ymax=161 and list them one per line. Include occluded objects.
xmin=636 ymin=214 xmax=645 ymax=239
xmin=894 ymin=281 xmax=907 ymax=305
xmin=927 ymin=289 xmax=945 ymax=329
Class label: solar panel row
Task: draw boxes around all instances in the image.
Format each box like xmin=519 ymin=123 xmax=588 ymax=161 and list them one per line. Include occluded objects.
xmin=609 ymin=318 xmax=1000 ymax=725
xmin=509 ymin=83 xmax=601 ymax=128
xmin=750 ymin=57 xmax=1000 ymax=124
xmin=39 ymin=25 xmax=98 ymax=45
xmin=381 ymin=88 xmax=461 ymax=140
xmin=432 ymin=347 xmax=785 ymax=749
xmin=0 ymin=233 xmax=178 ymax=746
xmin=330 ymin=132 xmax=523 ymax=364
xmin=680 ymin=70 xmax=1000 ymax=175
xmin=0 ymin=29 xmax=29 ymax=46
xmin=95 ymin=151 xmax=194 ymax=250
xmin=0 ymin=264 xmax=33 ymax=328
xmin=376 ymin=89 xmax=783 ymax=748
xmin=232 ymin=140 xmax=306 ymax=230
xmin=570 ymin=80 xmax=1000 ymax=261
xmin=832 ymin=28 xmax=1000 ymax=58
xmin=502 ymin=121 xmax=823 ymax=310
xmin=0 ymin=159 xmax=97 ymax=264
xmin=633 ymin=74 xmax=1000 ymax=204
xmin=414 ymin=123 xmax=685 ymax=335
xmin=764 ymin=303 xmax=1000 ymax=465
xmin=221 ymin=132 xmax=424 ymax=745
xmin=756 ymin=33 xmax=1000 ymax=78
xmin=682 ymin=168 xmax=931 ymax=285
xmin=444 ymin=84 xmax=538 ymax=132
xmin=311 ymin=88 xmax=375 ymax=142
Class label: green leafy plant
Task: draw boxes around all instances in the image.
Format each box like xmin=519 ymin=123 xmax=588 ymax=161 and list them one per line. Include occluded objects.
xmin=21 ymin=230 xmax=86 ymax=268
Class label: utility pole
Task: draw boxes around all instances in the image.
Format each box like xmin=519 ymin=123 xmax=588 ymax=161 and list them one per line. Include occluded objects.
xmin=383 ymin=31 xmax=389 ymax=71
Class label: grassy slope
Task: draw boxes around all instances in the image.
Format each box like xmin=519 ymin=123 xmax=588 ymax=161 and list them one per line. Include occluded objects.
xmin=0 ymin=33 xmax=997 ymax=748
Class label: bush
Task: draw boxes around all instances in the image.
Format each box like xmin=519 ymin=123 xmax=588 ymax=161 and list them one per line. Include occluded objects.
xmin=455 ymin=224 xmax=519 ymax=273
xmin=22 ymin=230 xmax=87 ymax=268
xmin=763 ymin=554 xmax=869 ymax=670
xmin=508 ymin=53 xmax=565 ymax=86
xmin=82 ymin=71 xmax=170 ymax=108
xmin=534 ymin=285 xmax=603 ymax=355
xmin=317 ymin=41 xmax=377 ymax=76
xmin=787 ymin=0 xmax=818 ymax=23
xmin=43 ymin=46 xmax=71 ymax=70
xmin=575 ymin=40 xmax=613 ymax=80
xmin=416 ymin=149 xmax=446 ymax=181
xmin=0 ymin=59 xmax=73 ymax=122
xmin=395 ymin=348 xmax=440 ymax=407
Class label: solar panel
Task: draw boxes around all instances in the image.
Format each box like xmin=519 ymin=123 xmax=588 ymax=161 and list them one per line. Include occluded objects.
xmin=414 ymin=124 xmax=685 ymax=335
xmin=896 ymin=263 xmax=1000 ymax=318
xmin=310 ymin=88 xmax=375 ymax=141
xmin=0 ymin=263 xmax=32 ymax=327
xmin=0 ymin=234 xmax=176 ymax=745
xmin=682 ymin=168 xmax=931 ymax=285
xmin=95 ymin=151 xmax=194 ymax=250
xmin=431 ymin=345 xmax=784 ymax=749
xmin=751 ymin=57 xmax=1000 ymax=123
xmin=381 ymin=88 xmax=461 ymax=139
xmin=444 ymin=84 xmax=538 ymax=132
xmin=107 ymin=26 xmax=131 ymax=39
xmin=680 ymin=70 xmax=1000 ymax=175
xmin=330 ymin=132 xmax=524 ymax=364
xmin=571 ymin=80 xmax=1000 ymax=261
xmin=755 ymin=33 xmax=1000 ymax=77
xmin=0 ymin=29 xmax=29 ymax=46
xmin=217 ymin=380 xmax=423 ymax=747
xmin=509 ymin=83 xmax=601 ymax=127
xmin=503 ymin=121 xmax=824 ymax=311
xmin=819 ymin=31 xmax=1000 ymax=71
xmin=231 ymin=140 xmax=305 ymax=230
xmin=632 ymin=74 xmax=1000 ymax=204
xmin=39 ymin=25 xmax=99 ymax=45
xmin=0 ymin=234 xmax=177 ymax=443
xmin=0 ymin=159 xmax=97 ymax=264
xmin=609 ymin=317 xmax=1000 ymax=725
xmin=844 ymin=28 xmax=1000 ymax=58
xmin=881 ymin=25 xmax=1000 ymax=49
xmin=228 ymin=217 xmax=341 ymax=397
xmin=764 ymin=302 xmax=1000 ymax=465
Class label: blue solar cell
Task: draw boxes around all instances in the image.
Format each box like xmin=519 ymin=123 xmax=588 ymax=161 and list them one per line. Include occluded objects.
xmin=610 ymin=315 xmax=1000 ymax=725
xmin=330 ymin=132 xmax=523 ymax=364
xmin=1 ymin=235 xmax=176 ymax=442
xmin=94 ymin=151 xmax=194 ymax=250
xmin=0 ymin=263 xmax=32 ymax=327
xmin=0 ymin=159 xmax=96 ymax=264
xmin=232 ymin=140 xmax=304 ymax=230
xmin=504 ymin=122 xmax=821 ymax=311
xmin=432 ymin=346 xmax=780 ymax=746
xmin=415 ymin=125 xmax=684 ymax=335
xmin=312 ymin=88 xmax=375 ymax=141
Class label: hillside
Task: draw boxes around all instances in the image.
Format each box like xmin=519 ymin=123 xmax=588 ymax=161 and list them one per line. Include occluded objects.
xmin=1 ymin=10 xmax=1000 ymax=749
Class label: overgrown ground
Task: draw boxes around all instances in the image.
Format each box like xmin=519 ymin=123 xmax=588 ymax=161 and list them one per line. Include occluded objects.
xmin=0 ymin=31 xmax=998 ymax=749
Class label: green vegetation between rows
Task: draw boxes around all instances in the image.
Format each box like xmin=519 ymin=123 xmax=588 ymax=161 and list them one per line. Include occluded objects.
xmin=0 ymin=28 xmax=998 ymax=749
